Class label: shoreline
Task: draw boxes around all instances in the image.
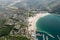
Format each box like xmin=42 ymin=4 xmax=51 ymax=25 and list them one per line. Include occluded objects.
xmin=28 ymin=12 xmax=50 ymax=34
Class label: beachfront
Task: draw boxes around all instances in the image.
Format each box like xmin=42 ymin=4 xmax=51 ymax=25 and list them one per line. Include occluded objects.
xmin=28 ymin=12 xmax=50 ymax=40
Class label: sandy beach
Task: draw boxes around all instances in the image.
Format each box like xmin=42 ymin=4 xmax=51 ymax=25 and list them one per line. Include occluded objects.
xmin=28 ymin=12 xmax=50 ymax=40
xmin=28 ymin=12 xmax=50 ymax=33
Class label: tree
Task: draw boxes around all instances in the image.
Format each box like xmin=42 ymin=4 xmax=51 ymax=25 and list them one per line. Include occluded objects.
xmin=8 ymin=35 xmax=30 ymax=40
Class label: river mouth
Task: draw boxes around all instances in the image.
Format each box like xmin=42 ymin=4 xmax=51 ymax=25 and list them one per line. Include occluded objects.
xmin=36 ymin=14 xmax=60 ymax=40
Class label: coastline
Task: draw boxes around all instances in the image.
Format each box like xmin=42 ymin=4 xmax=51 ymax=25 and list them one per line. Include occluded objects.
xmin=28 ymin=12 xmax=50 ymax=39
xmin=28 ymin=12 xmax=51 ymax=40
xmin=28 ymin=12 xmax=50 ymax=32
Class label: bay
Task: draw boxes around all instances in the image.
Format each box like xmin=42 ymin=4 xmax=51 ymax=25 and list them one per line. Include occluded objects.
xmin=36 ymin=14 xmax=60 ymax=40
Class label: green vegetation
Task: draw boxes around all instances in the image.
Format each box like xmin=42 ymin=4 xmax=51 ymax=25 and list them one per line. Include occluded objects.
xmin=0 ymin=18 xmax=29 ymax=40
xmin=0 ymin=35 xmax=30 ymax=40
xmin=7 ymin=35 xmax=30 ymax=40
xmin=0 ymin=18 xmax=6 ymax=26
xmin=0 ymin=25 xmax=15 ymax=37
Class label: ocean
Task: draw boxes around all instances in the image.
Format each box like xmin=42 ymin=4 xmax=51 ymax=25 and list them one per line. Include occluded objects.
xmin=36 ymin=14 xmax=60 ymax=40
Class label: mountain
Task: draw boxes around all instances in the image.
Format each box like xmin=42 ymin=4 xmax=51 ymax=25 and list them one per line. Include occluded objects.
xmin=46 ymin=0 xmax=60 ymax=14
xmin=11 ymin=0 xmax=60 ymax=13
xmin=0 ymin=0 xmax=60 ymax=14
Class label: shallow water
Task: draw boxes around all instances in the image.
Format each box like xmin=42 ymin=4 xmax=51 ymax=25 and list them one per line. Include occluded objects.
xmin=36 ymin=14 xmax=60 ymax=40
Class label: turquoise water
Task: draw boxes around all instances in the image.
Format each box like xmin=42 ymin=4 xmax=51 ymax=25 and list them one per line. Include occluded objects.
xmin=36 ymin=14 xmax=60 ymax=40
